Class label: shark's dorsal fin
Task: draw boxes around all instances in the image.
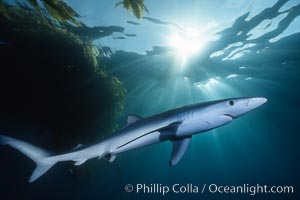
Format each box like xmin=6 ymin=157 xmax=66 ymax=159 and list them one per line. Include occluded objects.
xmin=169 ymin=137 xmax=191 ymax=166
xmin=127 ymin=114 xmax=143 ymax=124
xmin=123 ymin=114 xmax=143 ymax=129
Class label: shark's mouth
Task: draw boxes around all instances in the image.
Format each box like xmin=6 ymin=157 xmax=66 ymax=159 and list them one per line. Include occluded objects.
xmin=223 ymin=114 xmax=235 ymax=119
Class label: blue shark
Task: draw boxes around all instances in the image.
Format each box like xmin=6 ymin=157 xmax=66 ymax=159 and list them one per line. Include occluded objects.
xmin=0 ymin=97 xmax=267 ymax=182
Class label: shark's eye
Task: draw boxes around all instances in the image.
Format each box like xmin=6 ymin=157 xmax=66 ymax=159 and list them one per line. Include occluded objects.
xmin=229 ymin=100 xmax=234 ymax=106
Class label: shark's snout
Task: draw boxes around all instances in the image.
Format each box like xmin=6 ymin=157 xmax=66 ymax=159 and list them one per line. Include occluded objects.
xmin=222 ymin=97 xmax=267 ymax=119
xmin=247 ymin=97 xmax=267 ymax=109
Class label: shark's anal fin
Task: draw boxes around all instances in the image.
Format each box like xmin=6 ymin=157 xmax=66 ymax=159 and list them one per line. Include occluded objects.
xmin=169 ymin=137 xmax=191 ymax=166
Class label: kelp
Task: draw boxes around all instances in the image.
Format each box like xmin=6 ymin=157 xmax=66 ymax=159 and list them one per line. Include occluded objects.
xmin=27 ymin=0 xmax=83 ymax=26
xmin=1 ymin=0 xmax=149 ymax=26
xmin=0 ymin=1 xmax=9 ymax=18
xmin=0 ymin=0 xmax=81 ymax=26
xmin=67 ymin=25 xmax=125 ymax=42
xmin=115 ymin=0 xmax=149 ymax=19
xmin=0 ymin=2 xmax=126 ymax=149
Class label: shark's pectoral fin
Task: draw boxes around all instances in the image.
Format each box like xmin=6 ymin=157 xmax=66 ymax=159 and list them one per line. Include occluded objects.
xmin=74 ymin=159 xmax=87 ymax=166
xmin=159 ymin=121 xmax=182 ymax=140
xmin=169 ymin=137 xmax=191 ymax=166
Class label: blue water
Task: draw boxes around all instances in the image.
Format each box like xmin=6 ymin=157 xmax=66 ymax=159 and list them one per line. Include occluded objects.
xmin=0 ymin=0 xmax=299 ymax=199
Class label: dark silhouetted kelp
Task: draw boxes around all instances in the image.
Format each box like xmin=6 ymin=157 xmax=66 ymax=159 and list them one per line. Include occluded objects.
xmin=67 ymin=25 xmax=125 ymax=41
xmin=0 ymin=2 xmax=126 ymax=151
xmin=115 ymin=0 xmax=149 ymax=19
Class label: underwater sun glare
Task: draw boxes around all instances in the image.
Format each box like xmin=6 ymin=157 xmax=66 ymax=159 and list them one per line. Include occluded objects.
xmin=169 ymin=29 xmax=207 ymax=65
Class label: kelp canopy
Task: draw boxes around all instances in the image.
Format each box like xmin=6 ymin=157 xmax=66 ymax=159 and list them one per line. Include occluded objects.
xmin=0 ymin=0 xmax=149 ymax=23
xmin=0 ymin=1 xmax=126 ymax=150
xmin=115 ymin=0 xmax=149 ymax=19
xmin=0 ymin=0 xmax=82 ymax=26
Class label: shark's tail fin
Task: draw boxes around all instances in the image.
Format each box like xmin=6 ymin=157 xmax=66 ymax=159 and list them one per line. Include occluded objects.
xmin=0 ymin=135 xmax=57 ymax=182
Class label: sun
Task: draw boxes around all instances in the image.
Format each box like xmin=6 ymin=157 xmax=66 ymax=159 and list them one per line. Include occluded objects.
xmin=168 ymin=29 xmax=207 ymax=65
